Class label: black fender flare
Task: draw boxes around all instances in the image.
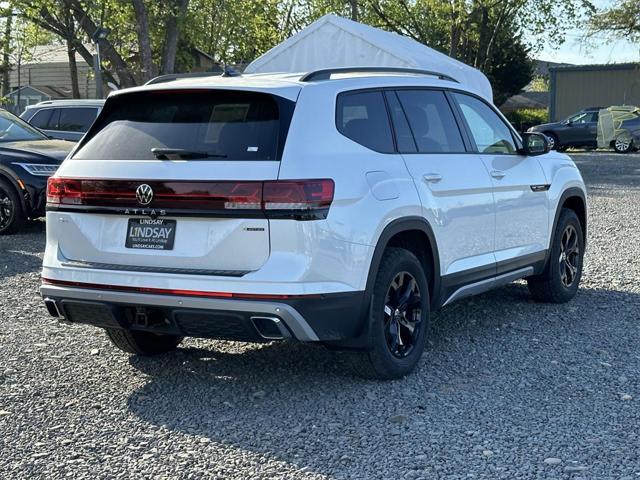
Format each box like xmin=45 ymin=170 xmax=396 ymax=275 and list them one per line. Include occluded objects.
xmin=544 ymin=187 xmax=587 ymax=271
xmin=364 ymin=216 xmax=441 ymax=311
xmin=551 ymin=187 xmax=587 ymax=241
xmin=326 ymin=216 xmax=441 ymax=350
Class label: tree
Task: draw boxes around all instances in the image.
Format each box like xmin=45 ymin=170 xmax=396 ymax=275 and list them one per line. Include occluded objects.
xmin=485 ymin=26 xmax=533 ymax=105
xmin=6 ymin=0 xmax=596 ymax=101
xmin=63 ymin=0 xmax=137 ymax=88
xmin=12 ymin=0 xmax=124 ymax=88
xmin=0 ymin=9 xmax=13 ymax=98
xmin=3 ymin=15 xmax=52 ymax=110
xmin=132 ymin=0 xmax=155 ymax=81
xmin=63 ymin=8 xmax=79 ymax=98
xmin=588 ymin=0 xmax=640 ymax=43
xmin=161 ymin=0 xmax=190 ymax=74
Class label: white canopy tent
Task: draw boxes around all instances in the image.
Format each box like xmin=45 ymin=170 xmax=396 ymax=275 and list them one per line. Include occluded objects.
xmin=245 ymin=14 xmax=493 ymax=103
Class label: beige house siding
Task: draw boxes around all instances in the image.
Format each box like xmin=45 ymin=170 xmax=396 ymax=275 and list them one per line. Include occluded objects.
xmin=550 ymin=64 xmax=640 ymax=121
xmin=10 ymin=62 xmax=97 ymax=98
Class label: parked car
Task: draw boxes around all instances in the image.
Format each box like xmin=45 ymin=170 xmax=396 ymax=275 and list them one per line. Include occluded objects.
xmin=21 ymin=99 xmax=104 ymax=142
xmin=40 ymin=68 xmax=587 ymax=379
xmin=528 ymin=107 xmax=602 ymax=151
xmin=612 ymin=111 xmax=640 ymax=153
xmin=0 ymin=109 xmax=74 ymax=234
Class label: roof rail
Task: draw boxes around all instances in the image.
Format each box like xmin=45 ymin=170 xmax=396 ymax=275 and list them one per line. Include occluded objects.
xmin=299 ymin=67 xmax=459 ymax=83
xmin=144 ymin=71 xmax=221 ymax=86
xmin=144 ymin=66 xmax=240 ymax=86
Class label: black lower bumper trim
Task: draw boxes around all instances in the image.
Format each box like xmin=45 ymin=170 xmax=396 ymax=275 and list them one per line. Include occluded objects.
xmin=279 ymin=291 xmax=367 ymax=341
xmin=57 ymin=299 xmax=280 ymax=342
xmin=46 ymin=290 xmax=368 ymax=344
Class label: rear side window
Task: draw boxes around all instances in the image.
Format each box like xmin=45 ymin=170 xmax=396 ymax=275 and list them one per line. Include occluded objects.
xmin=396 ymin=90 xmax=465 ymax=153
xmin=73 ymin=91 xmax=290 ymax=161
xmin=336 ymin=91 xmax=394 ymax=153
xmin=58 ymin=108 xmax=98 ymax=132
xmin=30 ymin=109 xmax=55 ymax=129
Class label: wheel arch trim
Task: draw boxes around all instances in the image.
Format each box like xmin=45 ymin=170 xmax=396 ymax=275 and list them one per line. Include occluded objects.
xmin=364 ymin=217 xmax=441 ymax=310
xmin=549 ymin=187 xmax=587 ymax=262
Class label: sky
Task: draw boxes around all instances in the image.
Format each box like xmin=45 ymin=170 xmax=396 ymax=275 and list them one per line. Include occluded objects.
xmin=536 ymin=0 xmax=639 ymax=65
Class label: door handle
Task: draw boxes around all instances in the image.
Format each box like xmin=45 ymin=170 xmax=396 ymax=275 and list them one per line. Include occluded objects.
xmin=491 ymin=170 xmax=506 ymax=180
xmin=423 ymin=173 xmax=443 ymax=183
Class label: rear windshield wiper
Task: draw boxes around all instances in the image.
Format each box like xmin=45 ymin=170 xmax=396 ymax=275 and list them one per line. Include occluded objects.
xmin=151 ymin=148 xmax=227 ymax=160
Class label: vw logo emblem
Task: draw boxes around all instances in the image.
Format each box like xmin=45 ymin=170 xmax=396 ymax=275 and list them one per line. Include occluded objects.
xmin=136 ymin=184 xmax=154 ymax=206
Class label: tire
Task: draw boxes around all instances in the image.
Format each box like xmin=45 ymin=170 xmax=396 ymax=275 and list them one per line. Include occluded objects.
xmin=349 ymin=248 xmax=430 ymax=380
xmin=0 ymin=178 xmax=26 ymax=235
xmin=528 ymin=208 xmax=584 ymax=303
xmin=613 ymin=133 xmax=633 ymax=153
xmin=544 ymin=132 xmax=559 ymax=151
xmin=105 ymin=328 xmax=183 ymax=355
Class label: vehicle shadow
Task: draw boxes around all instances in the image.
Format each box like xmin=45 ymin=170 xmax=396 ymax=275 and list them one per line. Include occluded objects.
xmin=125 ymin=283 xmax=640 ymax=478
xmin=0 ymin=220 xmax=46 ymax=280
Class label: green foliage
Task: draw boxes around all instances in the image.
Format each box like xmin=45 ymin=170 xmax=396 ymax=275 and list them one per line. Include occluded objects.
xmin=504 ymin=108 xmax=549 ymax=131
xmin=484 ymin=26 xmax=534 ymax=105
xmin=4 ymin=0 xmax=595 ymax=95
xmin=588 ymin=0 xmax=640 ymax=43
xmin=528 ymin=76 xmax=549 ymax=92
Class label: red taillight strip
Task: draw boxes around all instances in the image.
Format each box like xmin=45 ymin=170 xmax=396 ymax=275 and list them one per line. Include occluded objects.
xmin=41 ymin=277 xmax=320 ymax=300
xmin=46 ymin=178 xmax=334 ymax=220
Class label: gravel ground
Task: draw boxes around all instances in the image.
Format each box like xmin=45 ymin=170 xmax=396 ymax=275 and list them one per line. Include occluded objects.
xmin=1 ymin=151 xmax=639 ymax=479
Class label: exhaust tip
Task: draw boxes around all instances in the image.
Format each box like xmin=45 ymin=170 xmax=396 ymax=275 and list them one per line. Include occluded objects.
xmin=43 ymin=298 xmax=64 ymax=319
xmin=251 ymin=316 xmax=289 ymax=340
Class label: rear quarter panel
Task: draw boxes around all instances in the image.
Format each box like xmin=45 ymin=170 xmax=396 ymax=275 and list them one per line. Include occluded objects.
xmin=277 ymin=82 xmax=423 ymax=291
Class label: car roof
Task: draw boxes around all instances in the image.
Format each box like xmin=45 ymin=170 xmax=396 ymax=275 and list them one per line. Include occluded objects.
xmin=27 ymin=99 xmax=106 ymax=109
xmin=109 ymin=70 xmax=471 ymax=102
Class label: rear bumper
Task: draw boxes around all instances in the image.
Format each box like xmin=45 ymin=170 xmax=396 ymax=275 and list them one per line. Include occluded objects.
xmin=40 ymin=284 xmax=366 ymax=343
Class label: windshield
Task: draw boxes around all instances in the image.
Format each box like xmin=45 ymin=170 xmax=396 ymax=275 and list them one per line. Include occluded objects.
xmin=73 ymin=90 xmax=293 ymax=161
xmin=0 ymin=109 xmax=48 ymax=142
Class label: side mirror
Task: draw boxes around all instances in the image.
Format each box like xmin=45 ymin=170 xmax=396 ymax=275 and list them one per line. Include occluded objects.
xmin=521 ymin=132 xmax=550 ymax=156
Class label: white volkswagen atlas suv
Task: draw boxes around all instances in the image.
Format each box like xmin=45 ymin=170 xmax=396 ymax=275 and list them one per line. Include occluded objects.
xmin=40 ymin=68 xmax=587 ymax=379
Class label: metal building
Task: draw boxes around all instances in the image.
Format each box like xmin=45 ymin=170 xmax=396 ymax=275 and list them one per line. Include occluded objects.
xmin=549 ymin=63 xmax=640 ymax=121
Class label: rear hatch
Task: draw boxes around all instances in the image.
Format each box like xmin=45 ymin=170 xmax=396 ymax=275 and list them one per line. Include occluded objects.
xmin=48 ymin=88 xmax=297 ymax=275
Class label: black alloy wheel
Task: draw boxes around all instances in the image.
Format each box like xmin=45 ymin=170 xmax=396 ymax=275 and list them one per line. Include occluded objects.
xmin=0 ymin=186 xmax=14 ymax=231
xmin=349 ymin=248 xmax=430 ymax=380
xmin=383 ymin=271 xmax=423 ymax=358
xmin=527 ymin=208 xmax=584 ymax=303
xmin=559 ymin=224 xmax=580 ymax=288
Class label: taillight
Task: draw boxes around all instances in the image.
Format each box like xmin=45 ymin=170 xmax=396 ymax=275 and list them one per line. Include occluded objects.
xmin=46 ymin=178 xmax=334 ymax=220
xmin=263 ymin=180 xmax=333 ymax=210
xmin=47 ymin=177 xmax=82 ymax=205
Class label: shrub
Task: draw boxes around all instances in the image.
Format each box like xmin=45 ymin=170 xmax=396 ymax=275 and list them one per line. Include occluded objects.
xmin=504 ymin=108 xmax=549 ymax=133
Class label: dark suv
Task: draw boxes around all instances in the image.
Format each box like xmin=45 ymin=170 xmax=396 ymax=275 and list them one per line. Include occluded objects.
xmin=21 ymin=100 xmax=103 ymax=142
xmin=0 ymin=109 xmax=74 ymax=234
xmin=529 ymin=107 xmax=602 ymax=151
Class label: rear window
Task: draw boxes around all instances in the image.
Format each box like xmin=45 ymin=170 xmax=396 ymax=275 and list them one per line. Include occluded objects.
xmin=73 ymin=90 xmax=292 ymax=161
